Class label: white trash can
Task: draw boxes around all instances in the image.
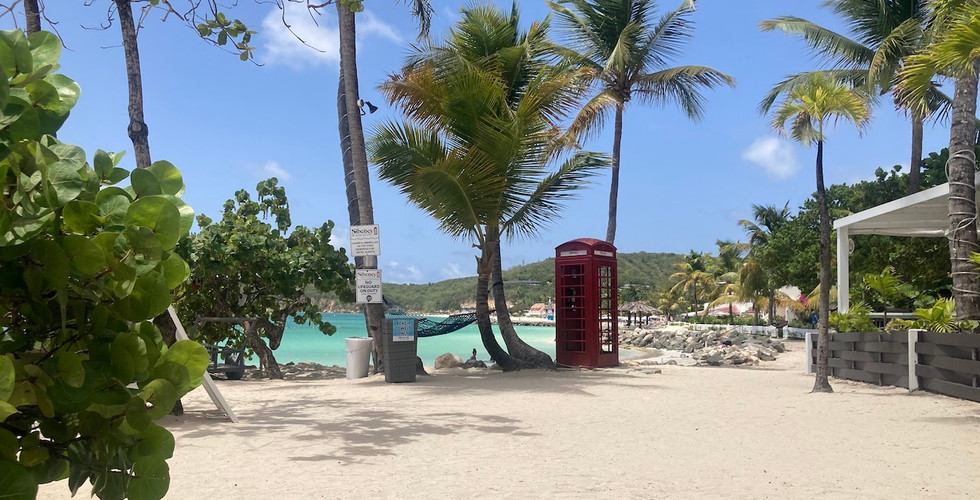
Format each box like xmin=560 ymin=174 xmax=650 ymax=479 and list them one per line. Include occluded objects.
xmin=345 ymin=337 xmax=375 ymax=379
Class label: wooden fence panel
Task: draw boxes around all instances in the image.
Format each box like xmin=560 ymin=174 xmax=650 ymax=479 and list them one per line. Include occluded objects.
xmin=914 ymin=332 xmax=980 ymax=403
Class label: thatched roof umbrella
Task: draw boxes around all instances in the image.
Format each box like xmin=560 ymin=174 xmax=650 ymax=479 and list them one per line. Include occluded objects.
xmin=620 ymin=302 xmax=661 ymax=326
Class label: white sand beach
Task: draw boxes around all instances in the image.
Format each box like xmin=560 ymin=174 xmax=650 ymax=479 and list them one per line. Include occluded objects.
xmin=41 ymin=341 xmax=979 ymax=499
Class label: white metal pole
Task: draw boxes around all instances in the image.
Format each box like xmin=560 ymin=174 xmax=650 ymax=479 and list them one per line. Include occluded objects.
xmin=837 ymin=226 xmax=850 ymax=313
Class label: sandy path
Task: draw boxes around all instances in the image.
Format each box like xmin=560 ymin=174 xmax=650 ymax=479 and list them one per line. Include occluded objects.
xmin=39 ymin=341 xmax=980 ymax=499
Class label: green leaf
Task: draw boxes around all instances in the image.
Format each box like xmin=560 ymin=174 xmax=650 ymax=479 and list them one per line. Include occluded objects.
xmin=55 ymin=350 xmax=85 ymax=389
xmin=138 ymin=379 xmax=177 ymax=420
xmin=0 ymin=429 xmax=17 ymax=461
xmin=44 ymin=74 xmax=80 ymax=114
xmin=64 ymin=235 xmax=106 ymax=275
xmin=110 ymin=332 xmax=148 ymax=382
xmin=151 ymin=341 xmax=207 ymax=395
xmin=123 ymin=397 xmax=151 ymax=432
xmin=158 ymin=195 xmax=193 ymax=235
xmin=63 ymin=200 xmax=101 ymax=234
xmin=2 ymin=96 xmax=40 ymax=141
xmin=27 ymin=31 xmax=60 ymax=71
xmin=127 ymin=458 xmax=170 ymax=500
xmin=44 ymin=160 xmax=84 ymax=207
xmin=32 ymin=238 xmax=69 ymax=290
xmin=146 ymin=161 xmax=183 ymax=196
xmin=0 ymin=32 xmax=17 ymax=79
xmin=94 ymin=149 xmax=113 ymax=180
xmin=0 ymin=401 xmax=16 ymax=423
xmin=125 ymin=196 xmax=181 ymax=250
xmin=132 ymin=423 xmax=174 ymax=461
xmin=160 ymin=253 xmax=189 ymax=289
xmin=0 ymin=355 xmax=12 ymax=400
xmin=4 ymin=29 xmax=32 ymax=76
xmin=0 ymin=460 xmax=38 ymax=500
xmin=114 ymin=272 xmax=171 ymax=321
xmin=131 ymin=168 xmax=162 ymax=197
xmin=96 ymin=187 xmax=132 ymax=228
xmin=108 ymin=167 xmax=129 ymax=184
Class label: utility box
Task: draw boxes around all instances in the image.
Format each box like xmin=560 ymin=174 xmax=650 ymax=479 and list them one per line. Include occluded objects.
xmin=382 ymin=318 xmax=419 ymax=383
xmin=554 ymin=238 xmax=619 ymax=368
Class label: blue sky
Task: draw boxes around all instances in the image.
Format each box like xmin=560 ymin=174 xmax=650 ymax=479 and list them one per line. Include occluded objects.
xmin=4 ymin=1 xmax=951 ymax=283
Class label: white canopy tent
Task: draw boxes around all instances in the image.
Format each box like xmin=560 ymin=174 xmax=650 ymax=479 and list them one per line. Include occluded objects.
xmin=833 ymin=181 xmax=977 ymax=312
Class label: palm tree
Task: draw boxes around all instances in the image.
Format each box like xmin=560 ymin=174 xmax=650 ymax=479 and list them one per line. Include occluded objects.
xmin=898 ymin=0 xmax=980 ymax=321
xmin=760 ymin=0 xmax=947 ymax=194
xmin=336 ymin=0 xmax=432 ymax=371
xmin=739 ymin=203 xmax=790 ymax=247
xmin=738 ymin=202 xmax=791 ymax=323
xmin=767 ymin=72 xmax=869 ymax=393
xmin=369 ymin=4 xmax=606 ymax=370
xmin=548 ymin=0 xmax=734 ymax=243
xmin=670 ymin=251 xmax=715 ymax=315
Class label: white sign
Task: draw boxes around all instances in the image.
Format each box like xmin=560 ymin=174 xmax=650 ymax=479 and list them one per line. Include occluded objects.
xmin=356 ymin=269 xmax=382 ymax=304
xmin=392 ymin=318 xmax=415 ymax=342
xmin=350 ymin=225 xmax=381 ymax=257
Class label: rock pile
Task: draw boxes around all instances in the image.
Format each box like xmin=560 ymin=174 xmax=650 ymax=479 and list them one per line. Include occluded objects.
xmin=243 ymin=362 xmax=347 ymax=380
xmin=620 ymin=327 xmax=785 ymax=366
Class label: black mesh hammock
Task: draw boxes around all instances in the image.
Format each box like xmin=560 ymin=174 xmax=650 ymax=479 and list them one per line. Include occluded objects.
xmin=383 ymin=296 xmax=478 ymax=338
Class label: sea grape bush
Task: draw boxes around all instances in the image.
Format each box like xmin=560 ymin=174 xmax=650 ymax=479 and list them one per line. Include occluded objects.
xmin=0 ymin=30 xmax=206 ymax=499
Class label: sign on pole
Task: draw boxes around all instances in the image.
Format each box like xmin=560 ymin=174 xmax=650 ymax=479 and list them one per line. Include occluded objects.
xmin=350 ymin=225 xmax=381 ymax=257
xmin=356 ymin=269 xmax=383 ymax=304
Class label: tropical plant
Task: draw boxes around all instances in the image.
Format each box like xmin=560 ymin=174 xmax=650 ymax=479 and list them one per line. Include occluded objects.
xmin=548 ymin=0 xmax=734 ymax=243
xmin=335 ymin=0 xmax=432 ymax=372
xmin=175 ymin=179 xmax=354 ymax=379
xmin=899 ymin=0 xmax=980 ymax=321
xmin=863 ymin=266 xmax=917 ymax=322
xmin=829 ymin=302 xmax=877 ymax=332
xmin=761 ymin=0 xmax=946 ymax=194
xmin=369 ymin=4 xmax=606 ymax=370
xmin=886 ymin=298 xmax=979 ymax=332
xmin=669 ymin=251 xmax=715 ymax=315
xmin=738 ymin=203 xmax=791 ymax=324
xmin=767 ymin=72 xmax=870 ymax=393
xmin=0 ymin=30 xmax=207 ymax=499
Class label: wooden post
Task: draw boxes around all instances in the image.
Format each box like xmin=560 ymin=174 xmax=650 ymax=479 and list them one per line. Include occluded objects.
xmin=908 ymin=329 xmax=921 ymax=393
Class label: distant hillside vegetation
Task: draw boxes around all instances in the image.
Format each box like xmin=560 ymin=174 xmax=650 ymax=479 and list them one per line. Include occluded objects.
xmin=383 ymin=251 xmax=684 ymax=313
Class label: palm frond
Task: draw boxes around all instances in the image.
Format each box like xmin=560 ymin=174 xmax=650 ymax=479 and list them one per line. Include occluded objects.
xmin=760 ymin=16 xmax=874 ymax=69
xmin=633 ymin=65 xmax=736 ymax=120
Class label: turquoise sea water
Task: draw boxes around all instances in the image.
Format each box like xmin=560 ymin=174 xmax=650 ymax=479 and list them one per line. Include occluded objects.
xmin=271 ymin=313 xmax=556 ymax=367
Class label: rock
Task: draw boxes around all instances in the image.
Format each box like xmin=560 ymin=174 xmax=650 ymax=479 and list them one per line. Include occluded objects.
xmin=704 ymin=351 xmax=724 ymax=366
xmin=462 ymin=359 xmax=487 ymax=369
xmin=434 ymin=353 xmax=463 ymax=369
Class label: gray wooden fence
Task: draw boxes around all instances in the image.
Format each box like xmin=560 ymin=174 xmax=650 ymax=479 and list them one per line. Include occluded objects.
xmin=806 ymin=330 xmax=980 ymax=403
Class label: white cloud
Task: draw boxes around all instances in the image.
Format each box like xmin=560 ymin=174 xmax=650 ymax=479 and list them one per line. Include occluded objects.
xmin=440 ymin=263 xmax=465 ymax=280
xmin=261 ymin=6 xmax=400 ymax=70
xmin=742 ymin=136 xmax=799 ymax=179
xmin=387 ymin=260 xmax=424 ymax=283
xmin=261 ymin=160 xmax=292 ymax=182
xmin=330 ymin=225 xmax=350 ymax=251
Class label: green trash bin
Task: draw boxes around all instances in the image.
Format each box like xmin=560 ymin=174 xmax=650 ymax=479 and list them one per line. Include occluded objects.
xmin=382 ymin=318 xmax=419 ymax=383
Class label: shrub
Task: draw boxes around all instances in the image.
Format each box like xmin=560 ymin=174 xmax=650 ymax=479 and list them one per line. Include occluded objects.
xmin=0 ymin=30 xmax=206 ymax=499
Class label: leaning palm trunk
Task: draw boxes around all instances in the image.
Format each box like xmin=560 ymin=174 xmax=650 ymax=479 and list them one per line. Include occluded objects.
xmin=814 ymin=139 xmax=833 ymax=393
xmin=337 ymin=3 xmax=387 ymax=370
xmin=605 ymin=106 xmax=623 ymax=244
xmin=114 ymin=0 xmax=151 ymax=169
xmin=490 ymin=237 xmax=556 ymax=369
xmin=947 ymin=65 xmax=980 ymax=321
xmin=476 ymin=245 xmax=522 ymax=371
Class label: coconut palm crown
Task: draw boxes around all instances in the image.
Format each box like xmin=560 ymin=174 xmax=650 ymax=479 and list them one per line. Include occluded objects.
xmin=548 ymin=0 xmax=734 ymax=243
xmin=368 ymin=4 xmax=608 ymax=369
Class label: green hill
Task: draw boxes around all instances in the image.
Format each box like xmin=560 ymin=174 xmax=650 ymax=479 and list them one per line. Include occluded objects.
xmin=383 ymin=251 xmax=684 ymax=313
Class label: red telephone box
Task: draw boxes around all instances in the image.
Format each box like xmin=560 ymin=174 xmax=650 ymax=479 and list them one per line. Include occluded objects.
xmin=554 ymin=238 xmax=618 ymax=368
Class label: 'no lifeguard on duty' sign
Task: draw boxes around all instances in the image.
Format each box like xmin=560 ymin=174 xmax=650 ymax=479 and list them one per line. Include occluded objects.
xmin=356 ymin=269 xmax=382 ymax=304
